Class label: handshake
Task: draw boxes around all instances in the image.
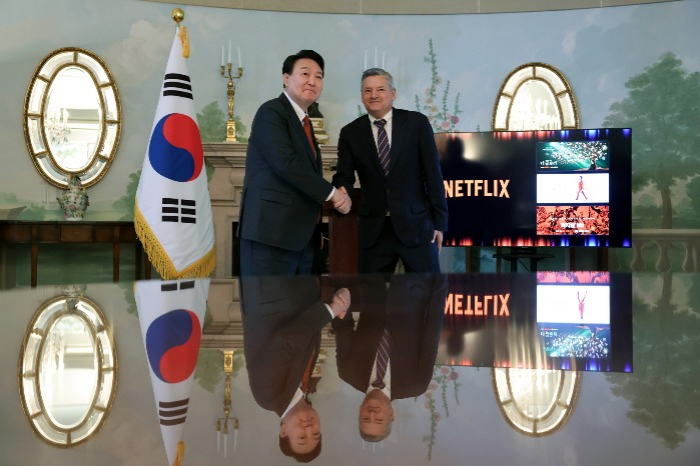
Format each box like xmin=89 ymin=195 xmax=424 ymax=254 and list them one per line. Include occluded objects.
xmin=328 ymin=287 xmax=351 ymax=319
xmin=330 ymin=186 xmax=352 ymax=215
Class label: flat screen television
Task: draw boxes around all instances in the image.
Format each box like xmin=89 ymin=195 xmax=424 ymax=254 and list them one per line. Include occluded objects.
xmin=436 ymin=128 xmax=632 ymax=248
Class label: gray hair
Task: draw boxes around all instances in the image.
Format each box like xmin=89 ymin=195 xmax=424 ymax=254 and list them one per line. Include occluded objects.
xmin=361 ymin=68 xmax=395 ymax=91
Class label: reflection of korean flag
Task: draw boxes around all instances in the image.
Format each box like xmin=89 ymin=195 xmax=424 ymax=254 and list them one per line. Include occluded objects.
xmin=136 ymin=278 xmax=210 ymax=466
xmin=134 ymin=27 xmax=215 ymax=280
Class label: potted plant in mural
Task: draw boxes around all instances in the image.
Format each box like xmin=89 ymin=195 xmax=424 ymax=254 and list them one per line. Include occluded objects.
xmin=420 ymin=365 xmax=462 ymax=460
xmin=415 ymin=39 xmax=462 ymax=133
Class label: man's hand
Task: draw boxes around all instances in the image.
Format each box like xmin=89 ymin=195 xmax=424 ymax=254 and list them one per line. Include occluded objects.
xmin=329 ymin=287 xmax=351 ymax=319
xmin=331 ymin=186 xmax=351 ymax=215
xmin=431 ymin=230 xmax=443 ymax=253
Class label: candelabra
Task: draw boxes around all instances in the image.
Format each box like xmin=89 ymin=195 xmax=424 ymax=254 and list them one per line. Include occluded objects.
xmin=220 ymin=63 xmax=243 ymax=142
xmin=46 ymin=107 xmax=71 ymax=146
xmin=215 ymin=350 xmax=239 ymax=457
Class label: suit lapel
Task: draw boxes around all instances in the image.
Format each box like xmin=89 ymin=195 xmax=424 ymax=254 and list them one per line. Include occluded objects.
xmin=278 ymin=94 xmax=319 ymax=172
xmin=387 ymin=108 xmax=405 ymax=176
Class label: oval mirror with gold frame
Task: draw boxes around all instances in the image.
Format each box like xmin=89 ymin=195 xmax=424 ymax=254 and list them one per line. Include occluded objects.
xmin=492 ymin=62 xmax=579 ymax=131
xmin=23 ymin=47 xmax=121 ymax=189
xmin=18 ymin=291 xmax=117 ymax=447
xmin=492 ymin=367 xmax=580 ymax=437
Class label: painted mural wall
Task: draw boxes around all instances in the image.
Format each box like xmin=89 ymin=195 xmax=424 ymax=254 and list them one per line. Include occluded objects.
xmin=1 ymin=0 xmax=698 ymax=275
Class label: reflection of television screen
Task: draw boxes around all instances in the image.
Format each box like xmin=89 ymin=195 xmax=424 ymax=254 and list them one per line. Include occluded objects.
xmin=438 ymin=128 xmax=632 ymax=247
xmin=537 ymin=282 xmax=611 ymax=360
xmin=438 ymin=272 xmax=632 ymax=372
xmin=535 ymin=272 xmax=631 ymax=371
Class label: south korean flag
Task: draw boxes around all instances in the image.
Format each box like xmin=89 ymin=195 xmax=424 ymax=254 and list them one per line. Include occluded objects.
xmin=135 ymin=26 xmax=216 ymax=280
xmin=136 ymin=278 xmax=210 ymax=466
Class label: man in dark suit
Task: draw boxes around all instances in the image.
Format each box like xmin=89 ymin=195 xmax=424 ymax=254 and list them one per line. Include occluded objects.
xmin=238 ymin=50 xmax=351 ymax=276
xmin=241 ymin=275 xmax=350 ymax=461
xmin=333 ymin=68 xmax=448 ymax=273
xmin=332 ymin=274 xmax=447 ymax=441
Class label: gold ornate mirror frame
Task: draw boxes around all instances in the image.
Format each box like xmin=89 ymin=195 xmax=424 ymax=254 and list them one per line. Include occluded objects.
xmin=492 ymin=367 xmax=580 ymax=436
xmin=18 ymin=291 xmax=117 ymax=447
xmin=23 ymin=47 xmax=122 ymax=189
xmin=492 ymin=62 xmax=579 ymax=131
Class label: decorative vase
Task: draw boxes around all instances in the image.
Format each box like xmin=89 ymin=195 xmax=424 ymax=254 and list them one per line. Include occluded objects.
xmin=57 ymin=176 xmax=89 ymax=221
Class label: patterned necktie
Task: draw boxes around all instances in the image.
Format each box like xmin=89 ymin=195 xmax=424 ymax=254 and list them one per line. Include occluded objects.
xmin=374 ymin=119 xmax=391 ymax=175
xmin=303 ymin=115 xmax=317 ymax=159
xmin=372 ymin=328 xmax=390 ymax=389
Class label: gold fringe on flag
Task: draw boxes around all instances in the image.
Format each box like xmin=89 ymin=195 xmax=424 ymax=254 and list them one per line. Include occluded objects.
xmin=173 ymin=441 xmax=185 ymax=466
xmin=179 ymin=26 xmax=190 ymax=58
xmin=134 ymin=201 xmax=216 ymax=279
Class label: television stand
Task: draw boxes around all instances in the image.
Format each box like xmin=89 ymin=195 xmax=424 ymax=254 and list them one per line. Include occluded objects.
xmin=493 ymin=247 xmax=554 ymax=272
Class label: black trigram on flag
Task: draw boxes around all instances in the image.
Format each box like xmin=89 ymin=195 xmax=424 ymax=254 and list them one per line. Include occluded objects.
xmin=159 ymin=398 xmax=189 ymax=426
xmin=162 ymin=198 xmax=196 ymax=224
xmin=163 ymin=73 xmax=193 ymax=100
xmin=160 ymin=281 xmax=196 ymax=292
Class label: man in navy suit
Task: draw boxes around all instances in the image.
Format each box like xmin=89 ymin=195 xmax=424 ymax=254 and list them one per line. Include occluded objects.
xmin=238 ymin=50 xmax=351 ymax=276
xmin=241 ymin=275 xmax=350 ymax=461
xmin=332 ymin=274 xmax=447 ymax=441
xmin=333 ymin=68 xmax=448 ymax=273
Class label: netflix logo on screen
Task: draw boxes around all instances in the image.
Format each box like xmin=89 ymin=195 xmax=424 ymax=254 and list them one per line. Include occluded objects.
xmin=437 ymin=128 xmax=632 ymax=248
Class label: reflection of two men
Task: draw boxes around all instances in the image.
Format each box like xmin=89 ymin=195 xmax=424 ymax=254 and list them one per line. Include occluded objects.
xmin=241 ymin=276 xmax=350 ymax=462
xmin=332 ymin=274 xmax=447 ymax=442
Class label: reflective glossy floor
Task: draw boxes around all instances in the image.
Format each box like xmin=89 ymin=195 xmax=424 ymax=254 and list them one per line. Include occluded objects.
xmin=1 ymin=272 xmax=698 ymax=465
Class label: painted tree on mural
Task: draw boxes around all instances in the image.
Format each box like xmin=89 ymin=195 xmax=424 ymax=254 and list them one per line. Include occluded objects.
xmin=197 ymin=101 xmax=248 ymax=143
xmin=603 ymin=53 xmax=700 ymax=229
xmin=606 ymin=274 xmax=700 ymax=449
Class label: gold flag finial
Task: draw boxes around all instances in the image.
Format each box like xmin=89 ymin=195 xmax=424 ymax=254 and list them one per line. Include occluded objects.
xmin=173 ymin=441 xmax=185 ymax=466
xmin=171 ymin=8 xmax=184 ymax=25
xmin=171 ymin=8 xmax=190 ymax=58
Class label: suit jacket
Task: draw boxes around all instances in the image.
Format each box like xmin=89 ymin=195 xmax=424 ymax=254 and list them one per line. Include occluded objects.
xmin=333 ymin=108 xmax=448 ymax=248
xmin=238 ymin=94 xmax=333 ymax=251
xmin=241 ymin=275 xmax=331 ymax=416
xmin=331 ymin=274 xmax=448 ymax=400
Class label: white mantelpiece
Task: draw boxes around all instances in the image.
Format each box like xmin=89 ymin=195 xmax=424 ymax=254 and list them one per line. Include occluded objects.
xmin=204 ymin=142 xmax=338 ymax=278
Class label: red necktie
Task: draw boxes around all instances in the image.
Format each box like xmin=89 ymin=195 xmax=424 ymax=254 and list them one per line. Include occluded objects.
xmin=303 ymin=115 xmax=317 ymax=160
xmin=301 ymin=351 xmax=315 ymax=395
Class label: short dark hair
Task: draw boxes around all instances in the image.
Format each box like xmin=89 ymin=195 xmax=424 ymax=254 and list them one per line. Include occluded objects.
xmin=279 ymin=435 xmax=322 ymax=463
xmin=283 ymin=50 xmax=325 ymax=75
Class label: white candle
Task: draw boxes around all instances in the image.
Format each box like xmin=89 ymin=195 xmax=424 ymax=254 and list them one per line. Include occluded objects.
xmin=382 ymin=51 xmax=385 ymax=69
xmin=238 ymin=47 xmax=242 ymax=67
xmin=228 ymin=40 xmax=232 ymax=64
xmin=224 ymin=432 xmax=228 ymax=458
xmin=364 ymin=50 xmax=367 ymax=70
xmin=217 ymin=430 xmax=220 ymax=452
xmin=234 ymin=428 xmax=238 ymax=450
xmin=221 ymin=45 xmax=224 ymax=66
xmin=374 ymin=46 xmax=378 ymax=67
